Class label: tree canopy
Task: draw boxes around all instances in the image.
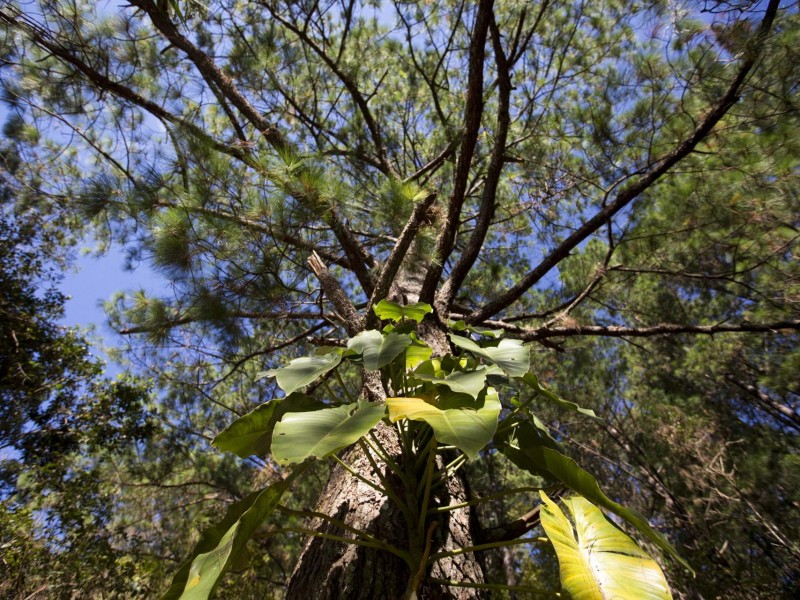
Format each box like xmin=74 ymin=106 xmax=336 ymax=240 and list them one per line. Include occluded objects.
xmin=1 ymin=0 xmax=798 ymax=598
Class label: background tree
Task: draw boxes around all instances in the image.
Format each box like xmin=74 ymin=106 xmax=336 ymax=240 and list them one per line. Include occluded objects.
xmin=0 ymin=0 xmax=798 ymax=598
xmin=0 ymin=202 xmax=157 ymax=598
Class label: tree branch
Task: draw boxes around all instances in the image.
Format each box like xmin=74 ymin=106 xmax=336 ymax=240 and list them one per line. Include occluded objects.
xmin=266 ymin=5 xmax=396 ymax=176
xmin=131 ymin=1 xmax=377 ymax=295
xmin=130 ymin=0 xmax=285 ymax=146
xmin=419 ymin=0 xmax=494 ymax=304
xmin=118 ymin=310 xmax=333 ymax=335
xmin=366 ymin=192 xmax=438 ymax=321
xmin=466 ymin=0 xmax=782 ymax=323
xmin=486 ymin=319 xmax=800 ymax=343
xmin=437 ymin=9 xmax=511 ymax=314
xmin=0 ymin=8 xmax=250 ymax=162
xmin=307 ymin=251 xmax=365 ymax=336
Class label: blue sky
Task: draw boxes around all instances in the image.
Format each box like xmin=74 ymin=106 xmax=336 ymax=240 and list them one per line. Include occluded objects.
xmin=60 ymin=242 xmax=163 ymax=360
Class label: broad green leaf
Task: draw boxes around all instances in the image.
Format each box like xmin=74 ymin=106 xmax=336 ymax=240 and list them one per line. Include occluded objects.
xmin=448 ymin=333 xmax=530 ymax=377
xmin=496 ymin=436 xmax=690 ymax=572
xmin=386 ymin=390 xmax=501 ymax=460
xmin=468 ymin=325 xmax=505 ymax=338
xmin=519 ymin=373 xmax=601 ymax=421
xmin=263 ymin=352 xmax=342 ymax=395
xmin=540 ymin=492 xmax=672 ymax=600
xmin=412 ymin=367 xmax=489 ymax=399
xmin=448 ymin=319 xmax=468 ymax=331
xmin=160 ymin=469 xmax=302 ymax=600
xmin=271 ymin=402 xmax=386 ymax=465
xmin=498 ymin=416 xmax=564 ymax=454
xmin=373 ymin=299 xmax=433 ymax=323
xmin=447 ymin=321 xmax=504 ymax=338
xmin=405 ymin=341 xmax=433 ymax=370
xmin=347 ymin=329 xmax=412 ymax=370
xmin=212 ymin=394 xmax=324 ymax=458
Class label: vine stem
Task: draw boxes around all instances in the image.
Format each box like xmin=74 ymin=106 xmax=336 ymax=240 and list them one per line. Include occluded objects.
xmin=407 ymin=521 xmax=439 ymax=599
xmin=365 ymin=431 xmax=404 ymax=477
xmin=429 ymin=536 xmax=549 ymax=562
xmin=321 ymin=379 xmax=339 ymax=404
xmin=433 ymin=452 xmax=466 ymax=486
xmin=428 ymin=486 xmax=545 ymax=515
xmin=417 ymin=435 xmax=437 ymax=537
xmin=333 ymin=368 xmax=357 ymax=403
xmin=277 ymin=504 xmax=382 ymax=546
xmin=273 ymin=526 xmax=412 ymax=564
xmin=495 ymin=393 xmax=536 ymax=433
xmin=357 ymin=439 xmax=416 ymax=526
xmin=331 ymin=454 xmax=388 ymax=496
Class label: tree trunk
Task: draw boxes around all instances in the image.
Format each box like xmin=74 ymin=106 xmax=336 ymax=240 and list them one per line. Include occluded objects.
xmin=290 ymin=249 xmax=486 ymax=597
xmin=285 ymin=422 xmax=486 ymax=599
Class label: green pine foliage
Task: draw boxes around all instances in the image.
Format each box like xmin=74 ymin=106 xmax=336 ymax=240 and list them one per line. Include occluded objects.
xmin=0 ymin=0 xmax=798 ymax=597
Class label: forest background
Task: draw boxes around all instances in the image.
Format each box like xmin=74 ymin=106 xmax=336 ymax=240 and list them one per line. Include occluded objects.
xmin=0 ymin=0 xmax=798 ymax=598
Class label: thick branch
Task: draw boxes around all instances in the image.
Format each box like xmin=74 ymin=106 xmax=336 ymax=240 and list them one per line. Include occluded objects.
xmin=148 ymin=199 xmax=352 ymax=270
xmin=488 ymin=320 xmax=800 ymax=343
xmin=419 ymin=0 xmax=494 ymax=304
xmin=118 ymin=310 xmax=333 ymax=335
xmin=366 ymin=192 xmax=438 ymax=320
xmin=481 ymin=506 xmax=541 ymax=544
xmin=132 ymin=1 xmax=377 ymax=294
xmin=403 ymin=136 xmax=461 ymax=184
xmin=467 ymin=0 xmax=782 ymax=323
xmin=307 ymin=251 xmax=365 ymax=336
xmin=437 ymin=10 xmax=511 ymax=314
xmin=724 ymin=376 xmax=800 ymax=431
xmin=266 ymin=6 xmax=395 ymax=176
xmin=131 ymin=0 xmax=285 ymax=146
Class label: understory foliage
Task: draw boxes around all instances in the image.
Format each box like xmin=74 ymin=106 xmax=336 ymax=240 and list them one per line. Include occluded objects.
xmin=0 ymin=0 xmax=798 ymax=598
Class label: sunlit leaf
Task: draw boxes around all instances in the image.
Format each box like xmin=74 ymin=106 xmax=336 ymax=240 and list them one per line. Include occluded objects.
xmin=373 ymin=299 xmax=433 ymax=323
xmin=412 ymin=366 xmax=489 ymax=399
xmin=262 ymin=351 xmax=342 ymax=395
xmin=468 ymin=325 xmax=505 ymax=338
xmin=271 ymin=402 xmax=386 ymax=465
xmin=540 ymin=491 xmax=672 ymax=600
xmin=386 ymin=390 xmax=501 ymax=459
xmin=448 ymin=333 xmax=530 ymax=377
xmin=496 ymin=434 xmax=690 ymax=572
xmin=212 ymin=394 xmax=324 ymax=458
xmin=405 ymin=341 xmax=433 ymax=370
xmin=347 ymin=329 xmax=412 ymax=370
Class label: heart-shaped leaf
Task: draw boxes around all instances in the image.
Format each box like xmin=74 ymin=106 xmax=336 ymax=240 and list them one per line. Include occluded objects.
xmin=271 ymin=402 xmax=386 ymax=465
xmin=540 ymin=491 xmax=672 ymax=600
xmin=263 ymin=351 xmax=342 ymax=395
xmin=412 ymin=367 xmax=489 ymax=399
xmin=347 ymin=329 xmax=412 ymax=370
xmin=373 ymin=299 xmax=433 ymax=323
xmin=448 ymin=333 xmax=530 ymax=377
xmin=212 ymin=394 xmax=324 ymax=458
xmin=405 ymin=341 xmax=433 ymax=370
xmin=495 ymin=431 xmax=690 ymax=572
xmin=386 ymin=390 xmax=501 ymax=460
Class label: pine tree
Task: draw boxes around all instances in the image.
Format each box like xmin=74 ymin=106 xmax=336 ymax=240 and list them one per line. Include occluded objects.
xmin=1 ymin=1 xmax=798 ymax=597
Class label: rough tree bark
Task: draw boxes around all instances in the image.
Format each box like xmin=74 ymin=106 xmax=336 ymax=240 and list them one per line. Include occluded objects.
xmin=286 ymin=423 xmax=486 ymax=599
